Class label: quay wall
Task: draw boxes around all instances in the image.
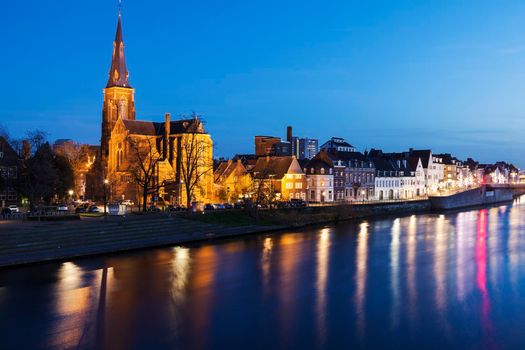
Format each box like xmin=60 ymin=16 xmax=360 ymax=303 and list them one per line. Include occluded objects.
xmin=259 ymin=200 xmax=431 ymax=227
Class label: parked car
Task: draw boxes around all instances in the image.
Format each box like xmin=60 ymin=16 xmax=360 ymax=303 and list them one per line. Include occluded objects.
xmin=121 ymin=199 xmax=134 ymax=206
xmin=167 ymin=204 xmax=184 ymax=212
xmin=234 ymin=202 xmax=244 ymax=209
xmin=42 ymin=206 xmax=58 ymax=214
xmin=88 ymin=205 xmax=101 ymax=213
xmin=204 ymin=203 xmax=215 ymax=211
xmin=7 ymin=205 xmax=19 ymax=213
xmin=2 ymin=207 xmax=12 ymax=215
xmin=224 ymin=203 xmax=234 ymax=209
xmin=215 ymin=203 xmax=225 ymax=210
xmin=109 ymin=203 xmax=127 ymax=216
xmin=290 ymin=199 xmax=307 ymax=207
xmin=147 ymin=205 xmax=161 ymax=212
xmin=57 ymin=204 xmax=68 ymax=212
xmin=75 ymin=206 xmax=87 ymax=213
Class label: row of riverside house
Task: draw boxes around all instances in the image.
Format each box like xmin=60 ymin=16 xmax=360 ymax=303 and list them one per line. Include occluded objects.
xmin=213 ymin=126 xmax=521 ymax=204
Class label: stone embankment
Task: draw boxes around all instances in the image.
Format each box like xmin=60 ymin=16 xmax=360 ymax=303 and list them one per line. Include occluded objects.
xmin=0 ymin=215 xmax=282 ymax=268
xmin=259 ymin=200 xmax=431 ymax=227
xmin=0 ymin=200 xmax=430 ymax=268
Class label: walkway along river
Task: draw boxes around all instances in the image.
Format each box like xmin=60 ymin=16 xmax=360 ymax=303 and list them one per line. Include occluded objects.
xmin=1 ymin=199 xmax=525 ymax=349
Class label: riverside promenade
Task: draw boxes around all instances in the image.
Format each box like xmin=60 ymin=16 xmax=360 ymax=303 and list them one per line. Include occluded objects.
xmin=0 ymin=199 xmax=432 ymax=268
xmin=0 ymin=214 xmax=283 ymax=268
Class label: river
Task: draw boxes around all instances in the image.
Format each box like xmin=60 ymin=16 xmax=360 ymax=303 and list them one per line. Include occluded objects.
xmin=2 ymin=201 xmax=525 ymax=349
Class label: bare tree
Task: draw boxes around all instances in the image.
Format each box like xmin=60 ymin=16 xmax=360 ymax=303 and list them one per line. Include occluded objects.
xmin=179 ymin=120 xmax=213 ymax=210
xmin=25 ymin=129 xmax=48 ymax=154
xmin=248 ymin=166 xmax=276 ymax=220
xmin=126 ymin=136 xmax=165 ymax=212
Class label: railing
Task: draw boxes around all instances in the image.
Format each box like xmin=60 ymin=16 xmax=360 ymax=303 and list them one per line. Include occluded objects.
xmin=2 ymin=210 xmax=76 ymax=221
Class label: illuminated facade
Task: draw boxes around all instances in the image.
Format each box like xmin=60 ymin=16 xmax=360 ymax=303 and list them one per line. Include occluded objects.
xmin=252 ymin=156 xmax=307 ymax=201
xmin=214 ymin=159 xmax=253 ymax=202
xmin=102 ymin=12 xmax=213 ymax=206
xmin=101 ymin=14 xmax=135 ymax=169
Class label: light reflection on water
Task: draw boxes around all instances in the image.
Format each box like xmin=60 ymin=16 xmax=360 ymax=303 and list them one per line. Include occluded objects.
xmin=3 ymin=200 xmax=525 ymax=349
xmin=354 ymin=222 xmax=368 ymax=338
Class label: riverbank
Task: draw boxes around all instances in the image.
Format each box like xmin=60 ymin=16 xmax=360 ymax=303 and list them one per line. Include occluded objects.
xmin=0 ymin=200 xmax=433 ymax=268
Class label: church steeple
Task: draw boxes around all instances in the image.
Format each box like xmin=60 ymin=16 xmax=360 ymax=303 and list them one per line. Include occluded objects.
xmin=106 ymin=11 xmax=131 ymax=88
xmin=101 ymin=3 xmax=135 ymax=165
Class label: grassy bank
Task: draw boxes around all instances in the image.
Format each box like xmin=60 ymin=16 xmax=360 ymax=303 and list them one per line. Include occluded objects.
xmin=181 ymin=201 xmax=430 ymax=228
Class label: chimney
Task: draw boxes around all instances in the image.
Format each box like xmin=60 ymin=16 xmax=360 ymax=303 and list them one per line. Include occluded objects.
xmin=286 ymin=126 xmax=292 ymax=143
xmin=165 ymin=113 xmax=171 ymax=135
xmin=164 ymin=113 xmax=171 ymax=159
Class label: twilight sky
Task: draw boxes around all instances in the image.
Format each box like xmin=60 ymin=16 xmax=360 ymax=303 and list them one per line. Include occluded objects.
xmin=1 ymin=0 xmax=525 ymax=166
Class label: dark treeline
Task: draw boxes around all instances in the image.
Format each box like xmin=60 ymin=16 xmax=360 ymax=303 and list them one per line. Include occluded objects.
xmin=0 ymin=125 xmax=74 ymax=211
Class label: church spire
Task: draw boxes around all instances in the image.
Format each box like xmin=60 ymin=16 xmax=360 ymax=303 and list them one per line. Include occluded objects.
xmin=106 ymin=4 xmax=131 ymax=88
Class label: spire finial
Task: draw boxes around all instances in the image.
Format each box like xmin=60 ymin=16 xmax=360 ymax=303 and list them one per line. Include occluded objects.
xmin=118 ymin=0 xmax=122 ymax=17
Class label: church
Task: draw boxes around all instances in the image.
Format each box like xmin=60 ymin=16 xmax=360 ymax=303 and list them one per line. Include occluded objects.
xmin=99 ymin=11 xmax=214 ymax=208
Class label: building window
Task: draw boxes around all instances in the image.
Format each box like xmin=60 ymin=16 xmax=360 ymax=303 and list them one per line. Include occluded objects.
xmin=321 ymin=168 xmax=325 ymax=175
xmin=286 ymin=182 xmax=293 ymax=189
xmin=295 ymin=183 xmax=302 ymax=189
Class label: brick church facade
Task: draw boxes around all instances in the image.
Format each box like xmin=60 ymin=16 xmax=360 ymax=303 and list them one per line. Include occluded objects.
xmin=100 ymin=12 xmax=213 ymax=207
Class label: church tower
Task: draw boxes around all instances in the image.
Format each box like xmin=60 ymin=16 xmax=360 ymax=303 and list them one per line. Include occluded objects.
xmin=101 ymin=10 xmax=135 ymax=165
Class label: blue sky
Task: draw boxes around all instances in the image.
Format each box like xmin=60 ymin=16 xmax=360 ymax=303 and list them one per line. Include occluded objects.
xmin=1 ymin=0 xmax=525 ymax=165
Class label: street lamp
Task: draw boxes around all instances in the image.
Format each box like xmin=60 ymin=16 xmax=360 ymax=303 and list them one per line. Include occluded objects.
xmin=68 ymin=189 xmax=73 ymax=204
xmin=103 ymin=179 xmax=109 ymax=218
xmin=268 ymin=174 xmax=275 ymax=207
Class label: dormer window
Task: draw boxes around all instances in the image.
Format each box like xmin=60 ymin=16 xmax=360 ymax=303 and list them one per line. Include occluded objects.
xmin=321 ymin=168 xmax=325 ymax=175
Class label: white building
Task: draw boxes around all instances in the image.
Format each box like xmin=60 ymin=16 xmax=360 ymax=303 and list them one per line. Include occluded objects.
xmin=372 ymin=153 xmax=426 ymax=200
xmin=409 ymin=149 xmax=442 ymax=195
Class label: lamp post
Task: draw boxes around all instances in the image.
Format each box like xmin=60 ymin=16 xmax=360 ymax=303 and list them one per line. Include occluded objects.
xmin=103 ymin=179 xmax=109 ymax=218
xmin=68 ymin=189 xmax=73 ymax=205
xmin=268 ymin=174 xmax=275 ymax=207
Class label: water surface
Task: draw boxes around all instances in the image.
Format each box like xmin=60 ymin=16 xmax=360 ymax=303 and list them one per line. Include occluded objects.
xmin=2 ymin=202 xmax=525 ymax=349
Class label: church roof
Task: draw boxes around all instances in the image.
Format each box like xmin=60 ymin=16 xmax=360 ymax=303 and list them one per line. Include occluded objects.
xmin=122 ymin=118 xmax=206 ymax=136
xmin=106 ymin=15 xmax=131 ymax=88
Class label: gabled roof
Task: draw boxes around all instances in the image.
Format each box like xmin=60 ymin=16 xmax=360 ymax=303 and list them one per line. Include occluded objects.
xmin=214 ymin=159 xmax=246 ymax=182
xmin=0 ymin=136 xmax=19 ymax=166
xmin=252 ymin=156 xmax=303 ymax=179
xmin=305 ymin=150 xmax=334 ymax=174
xmin=409 ymin=149 xmax=432 ymax=167
xmin=408 ymin=156 xmax=422 ymax=172
xmin=233 ymin=154 xmax=259 ymax=170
